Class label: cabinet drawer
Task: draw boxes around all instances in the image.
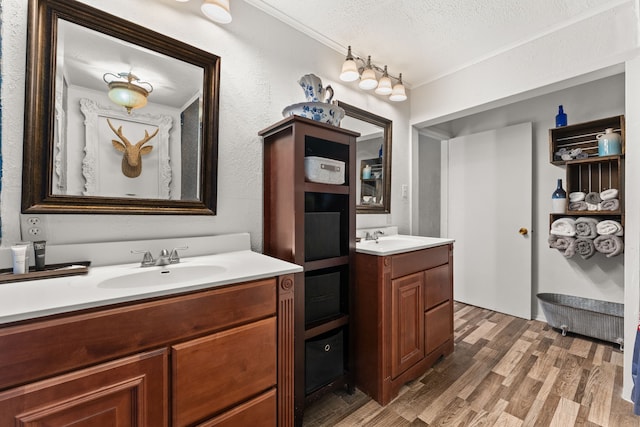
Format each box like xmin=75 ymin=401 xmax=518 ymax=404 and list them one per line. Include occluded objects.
xmin=197 ymin=389 xmax=276 ymax=427
xmin=172 ymin=317 xmax=277 ymax=427
xmin=424 ymin=264 xmax=452 ymax=309
xmin=0 ymin=279 xmax=276 ymax=391
xmin=391 ymin=245 xmax=449 ymax=279
xmin=425 ymin=302 xmax=452 ymax=354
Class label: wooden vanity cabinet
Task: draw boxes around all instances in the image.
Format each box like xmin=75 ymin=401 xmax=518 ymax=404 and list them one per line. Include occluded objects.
xmin=0 ymin=275 xmax=295 ymax=427
xmin=354 ymin=244 xmax=454 ymax=405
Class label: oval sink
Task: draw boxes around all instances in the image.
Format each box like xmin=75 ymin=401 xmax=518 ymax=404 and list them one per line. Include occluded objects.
xmin=97 ymin=265 xmax=226 ymax=289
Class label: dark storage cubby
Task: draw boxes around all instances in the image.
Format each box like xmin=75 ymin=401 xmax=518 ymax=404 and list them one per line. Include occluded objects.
xmin=260 ymin=116 xmax=358 ymax=425
xmin=305 ymin=267 xmax=347 ymax=325
xmin=304 ymin=212 xmax=341 ymax=261
xmin=305 ymin=328 xmax=345 ymax=394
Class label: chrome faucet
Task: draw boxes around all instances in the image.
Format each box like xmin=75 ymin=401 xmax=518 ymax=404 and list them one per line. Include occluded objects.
xmin=132 ymin=246 xmax=188 ymax=267
xmin=364 ymin=230 xmax=385 ymax=242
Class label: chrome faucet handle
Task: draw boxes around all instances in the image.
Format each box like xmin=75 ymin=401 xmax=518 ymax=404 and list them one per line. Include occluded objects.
xmin=169 ymin=246 xmax=188 ymax=264
xmin=131 ymin=250 xmax=154 ymax=267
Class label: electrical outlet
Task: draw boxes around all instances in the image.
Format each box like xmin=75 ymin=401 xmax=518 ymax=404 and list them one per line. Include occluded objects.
xmin=20 ymin=215 xmax=47 ymax=241
xmin=401 ymin=184 xmax=409 ymax=199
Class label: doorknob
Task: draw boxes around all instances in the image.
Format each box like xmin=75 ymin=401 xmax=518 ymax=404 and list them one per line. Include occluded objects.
xmin=519 ymin=227 xmax=528 ymax=235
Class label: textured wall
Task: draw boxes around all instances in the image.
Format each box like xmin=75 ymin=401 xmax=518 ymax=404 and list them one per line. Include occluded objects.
xmin=0 ymin=0 xmax=411 ymax=249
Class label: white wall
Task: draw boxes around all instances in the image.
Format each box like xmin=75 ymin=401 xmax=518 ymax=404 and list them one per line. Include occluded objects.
xmin=0 ymin=0 xmax=411 ymax=251
xmin=433 ymin=74 xmax=625 ymax=315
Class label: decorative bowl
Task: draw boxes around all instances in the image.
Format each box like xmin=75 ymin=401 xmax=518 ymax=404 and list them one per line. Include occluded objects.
xmin=282 ymin=102 xmax=345 ymax=127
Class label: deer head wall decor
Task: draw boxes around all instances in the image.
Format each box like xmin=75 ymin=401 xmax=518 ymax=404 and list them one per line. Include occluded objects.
xmin=107 ymin=118 xmax=159 ymax=178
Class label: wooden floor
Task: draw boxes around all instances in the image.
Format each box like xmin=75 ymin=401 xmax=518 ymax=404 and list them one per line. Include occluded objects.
xmin=303 ymin=301 xmax=639 ymax=426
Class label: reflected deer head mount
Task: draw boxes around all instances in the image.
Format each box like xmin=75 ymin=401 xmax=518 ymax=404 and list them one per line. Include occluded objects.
xmin=107 ymin=118 xmax=159 ymax=178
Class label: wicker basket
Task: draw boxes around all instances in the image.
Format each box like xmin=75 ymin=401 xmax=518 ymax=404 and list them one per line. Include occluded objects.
xmin=537 ymin=293 xmax=624 ymax=351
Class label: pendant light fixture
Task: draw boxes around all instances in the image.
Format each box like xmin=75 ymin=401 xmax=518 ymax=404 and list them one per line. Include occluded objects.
xmin=103 ymin=72 xmax=153 ymax=114
xmin=389 ymin=73 xmax=407 ymax=102
xmin=339 ymin=46 xmax=359 ymax=82
xmin=174 ymin=0 xmax=233 ymax=24
xmin=375 ymin=66 xmax=393 ymax=95
xmin=201 ymin=0 xmax=232 ymax=23
xmin=339 ymin=46 xmax=407 ymax=102
xmin=358 ymin=56 xmax=378 ymax=90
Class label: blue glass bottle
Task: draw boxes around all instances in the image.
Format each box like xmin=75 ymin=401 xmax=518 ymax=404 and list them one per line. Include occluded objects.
xmin=556 ymin=105 xmax=567 ymax=127
xmin=551 ymin=179 xmax=566 ymax=213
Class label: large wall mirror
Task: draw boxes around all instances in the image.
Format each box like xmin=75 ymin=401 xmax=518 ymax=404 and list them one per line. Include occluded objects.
xmin=337 ymin=101 xmax=392 ymax=214
xmin=22 ymin=0 xmax=220 ymax=215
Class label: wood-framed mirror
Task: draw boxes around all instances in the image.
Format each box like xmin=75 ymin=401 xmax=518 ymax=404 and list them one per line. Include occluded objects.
xmin=337 ymin=101 xmax=392 ymax=214
xmin=22 ymin=0 xmax=220 ymax=215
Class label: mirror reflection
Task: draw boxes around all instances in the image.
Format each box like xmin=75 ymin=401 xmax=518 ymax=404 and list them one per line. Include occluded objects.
xmin=337 ymin=101 xmax=392 ymax=214
xmin=53 ymin=19 xmax=203 ymax=201
xmin=22 ymin=0 xmax=220 ymax=215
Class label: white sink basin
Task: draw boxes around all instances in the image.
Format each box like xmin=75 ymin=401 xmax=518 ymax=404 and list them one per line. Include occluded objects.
xmin=356 ymin=235 xmax=454 ymax=256
xmin=98 ymin=264 xmax=227 ymax=289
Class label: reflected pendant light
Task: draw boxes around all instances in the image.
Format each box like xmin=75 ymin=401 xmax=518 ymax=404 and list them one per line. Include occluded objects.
xmin=103 ymin=72 xmax=153 ymax=114
xmin=201 ymin=0 xmax=232 ymax=23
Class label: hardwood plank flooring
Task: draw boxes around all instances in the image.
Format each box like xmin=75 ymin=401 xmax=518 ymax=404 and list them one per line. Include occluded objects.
xmin=302 ymin=302 xmax=639 ymax=426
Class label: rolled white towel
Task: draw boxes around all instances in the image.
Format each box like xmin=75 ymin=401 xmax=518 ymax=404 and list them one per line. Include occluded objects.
xmin=550 ymin=217 xmax=576 ymax=236
xmin=569 ymin=192 xmax=586 ymax=202
xmin=596 ymin=220 xmax=624 ymax=236
xmin=587 ymin=203 xmax=598 ymax=211
xmin=600 ymin=188 xmax=619 ymax=201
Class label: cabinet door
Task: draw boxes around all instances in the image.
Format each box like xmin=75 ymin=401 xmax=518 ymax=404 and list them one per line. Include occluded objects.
xmin=424 ymin=264 xmax=452 ymax=310
xmin=0 ymin=349 xmax=167 ymax=427
xmin=425 ymin=302 xmax=453 ymax=354
xmin=172 ymin=317 xmax=277 ymax=427
xmin=391 ymin=272 xmax=425 ymax=379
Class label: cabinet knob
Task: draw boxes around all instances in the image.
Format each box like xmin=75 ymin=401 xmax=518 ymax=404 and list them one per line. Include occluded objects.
xmin=519 ymin=227 xmax=528 ymax=235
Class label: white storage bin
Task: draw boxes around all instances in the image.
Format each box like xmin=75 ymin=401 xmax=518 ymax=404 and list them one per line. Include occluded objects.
xmin=304 ymin=156 xmax=345 ymax=185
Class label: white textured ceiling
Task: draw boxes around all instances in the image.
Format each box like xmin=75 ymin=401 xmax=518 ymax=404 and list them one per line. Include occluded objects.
xmin=245 ymin=0 xmax=626 ymax=88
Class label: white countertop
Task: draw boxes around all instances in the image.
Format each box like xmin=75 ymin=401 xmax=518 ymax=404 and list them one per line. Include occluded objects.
xmin=0 ymin=250 xmax=302 ymax=325
xmin=356 ymin=234 xmax=454 ymax=256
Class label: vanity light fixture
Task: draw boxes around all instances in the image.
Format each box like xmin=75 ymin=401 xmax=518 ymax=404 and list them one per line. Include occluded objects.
xmin=103 ymin=72 xmax=153 ymax=114
xmin=201 ymin=0 xmax=232 ymax=24
xmin=339 ymin=46 xmax=407 ymax=102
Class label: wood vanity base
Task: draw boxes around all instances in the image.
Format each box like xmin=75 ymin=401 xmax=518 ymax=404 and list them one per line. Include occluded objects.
xmin=354 ymin=244 xmax=454 ymax=406
xmin=0 ymin=275 xmax=295 ymax=426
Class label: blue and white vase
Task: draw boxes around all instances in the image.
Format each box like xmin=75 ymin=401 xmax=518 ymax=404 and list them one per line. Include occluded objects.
xmin=552 ymin=179 xmax=567 ymax=213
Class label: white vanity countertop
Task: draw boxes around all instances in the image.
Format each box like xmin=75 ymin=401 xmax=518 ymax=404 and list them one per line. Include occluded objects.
xmin=0 ymin=250 xmax=302 ymax=325
xmin=356 ymin=233 xmax=454 ymax=256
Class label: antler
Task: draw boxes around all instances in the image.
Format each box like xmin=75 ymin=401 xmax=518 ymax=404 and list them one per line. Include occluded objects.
xmin=136 ymin=128 xmax=160 ymax=148
xmin=106 ymin=118 xmax=132 ymax=148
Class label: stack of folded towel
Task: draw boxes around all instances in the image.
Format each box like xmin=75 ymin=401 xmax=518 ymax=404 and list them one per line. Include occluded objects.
xmin=569 ymin=189 xmax=620 ymax=212
xmin=549 ymin=218 xmax=576 ymax=258
xmin=595 ymin=219 xmax=624 ymax=258
xmin=599 ymin=189 xmax=620 ymax=212
xmin=549 ymin=217 xmax=624 ymax=258
xmin=569 ymin=192 xmax=587 ymax=211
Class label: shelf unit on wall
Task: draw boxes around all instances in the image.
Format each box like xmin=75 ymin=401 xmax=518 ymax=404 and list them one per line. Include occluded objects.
xmin=359 ymin=158 xmax=383 ymax=204
xmin=549 ymin=115 xmax=625 ymax=227
xmin=260 ymin=115 xmax=358 ymax=426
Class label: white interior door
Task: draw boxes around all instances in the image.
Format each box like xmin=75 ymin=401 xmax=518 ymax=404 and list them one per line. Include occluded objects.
xmin=447 ymin=123 xmax=532 ymax=319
